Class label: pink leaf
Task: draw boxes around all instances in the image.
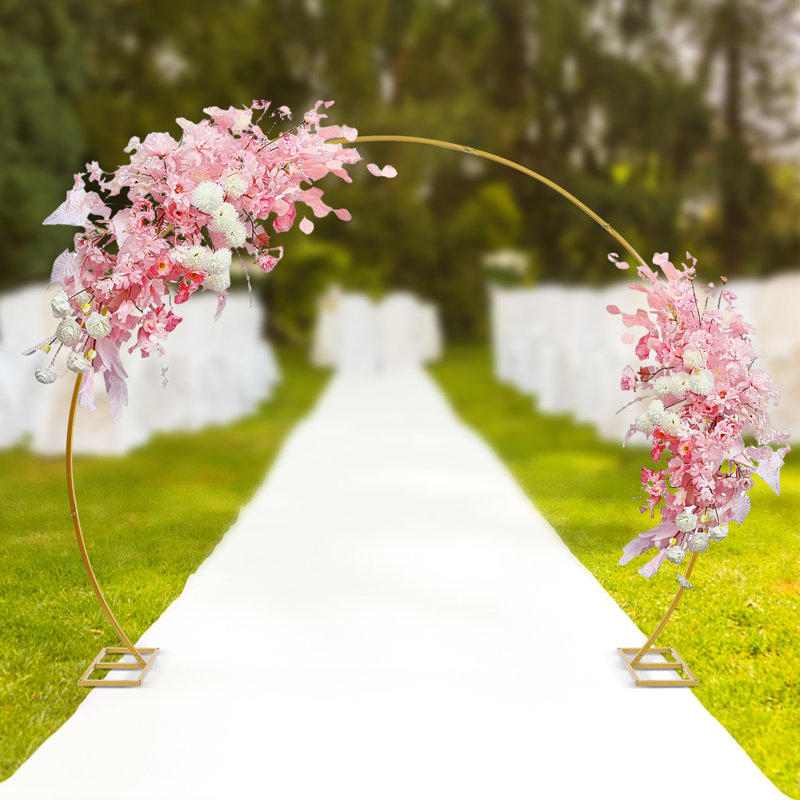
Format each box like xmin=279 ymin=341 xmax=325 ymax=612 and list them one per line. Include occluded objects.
xmin=729 ymin=491 xmax=751 ymax=524
xmin=638 ymin=550 xmax=667 ymax=578
xmin=49 ymin=250 xmax=77 ymax=287
xmin=78 ymin=370 xmax=96 ymax=411
xmin=619 ymin=536 xmax=653 ymax=566
xmin=104 ymin=369 xmax=128 ymax=420
xmin=747 ymin=445 xmax=790 ymax=495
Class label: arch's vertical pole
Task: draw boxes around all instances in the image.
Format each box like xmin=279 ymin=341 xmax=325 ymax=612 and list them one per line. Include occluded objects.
xmin=617 ymin=550 xmax=700 ymax=686
xmin=67 ymin=373 xmax=158 ymax=686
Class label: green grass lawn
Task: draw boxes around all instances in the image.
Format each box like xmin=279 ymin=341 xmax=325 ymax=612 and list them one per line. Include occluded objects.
xmin=0 ymin=349 xmax=328 ymax=781
xmin=431 ymin=344 xmax=800 ymax=800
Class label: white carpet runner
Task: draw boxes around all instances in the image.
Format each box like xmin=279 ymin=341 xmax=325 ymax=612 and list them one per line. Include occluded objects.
xmin=0 ymin=371 xmax=786 ymax=798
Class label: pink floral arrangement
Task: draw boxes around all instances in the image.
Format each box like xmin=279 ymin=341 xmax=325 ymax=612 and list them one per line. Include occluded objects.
xmin=609 ymin=252 xmax=790 ymax=587
xmin=29 ymin=100 xmax=393 ymax=417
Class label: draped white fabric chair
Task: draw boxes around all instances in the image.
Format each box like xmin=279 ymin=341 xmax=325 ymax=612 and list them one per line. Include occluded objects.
xmin=0 ymin=347 xmax=26 ymax=447
xmin=377 ymin=291 xmax=424 ymax=370
xmin=318 ymin=289 xmax=442 ymax=373
xmin=753 ymin=273 xmax=800 ymax=436
xmin=489 ymin=287 xmax=529 ymax=384
xmin=419 ymin=302 xmax=443 ymax=363
xmin=334 ymin=293 xmax=380 ymax=373
xmin=0 ymin=284 xmax=53 ymax=443
xmin=311 ymin=285 xmax=342 ymax=368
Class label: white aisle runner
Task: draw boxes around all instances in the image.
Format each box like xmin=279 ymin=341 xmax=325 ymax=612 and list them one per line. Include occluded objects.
xmin=1 ymin=371 xmax=785 ymax=799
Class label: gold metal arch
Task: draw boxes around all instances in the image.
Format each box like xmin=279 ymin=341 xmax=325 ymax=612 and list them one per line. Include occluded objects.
xmin=67 ymin=135 xmax=694 ymax=688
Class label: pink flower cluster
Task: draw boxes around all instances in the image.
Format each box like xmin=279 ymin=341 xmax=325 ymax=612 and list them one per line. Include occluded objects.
xmin=609 ymin=252 xmax=790 ymax=584
xmin=30 ymin=100 xmax=385 ymax=418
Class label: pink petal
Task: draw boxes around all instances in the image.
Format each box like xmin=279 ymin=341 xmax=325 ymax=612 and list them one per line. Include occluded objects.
xmin=299 ymin=217 xmax=314 ymax=234
xmin=367 ymin=163 xmax=397 ymax=178
xmin=334 ymin=208 xmax=352 ymax=221
xmin=622 ymin=333 xmax=634 ymax=344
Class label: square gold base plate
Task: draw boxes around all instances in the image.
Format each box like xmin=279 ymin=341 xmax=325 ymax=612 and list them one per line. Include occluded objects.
xmin=78 ymin=646 xmax=160 ymax=687
xmin=618 ymin=646 xmax=699 ymax=687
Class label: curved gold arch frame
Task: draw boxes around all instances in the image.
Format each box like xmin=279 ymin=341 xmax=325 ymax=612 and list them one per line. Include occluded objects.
xmin=67 ymin=135 xmax=696 ymax=688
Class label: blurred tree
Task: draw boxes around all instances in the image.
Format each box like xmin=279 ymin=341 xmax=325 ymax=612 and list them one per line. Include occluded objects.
xmin=0 ymin=0 xmax=100 ymax=290
xmin=2 ymin=0 xmax=796 ymax=337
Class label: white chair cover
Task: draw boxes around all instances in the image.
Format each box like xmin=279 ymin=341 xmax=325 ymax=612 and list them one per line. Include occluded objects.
xmin=377 ymin=291 xmax=423 ymax=370
xmin=419 ymin=302 xmax=443 ymax=363
xmin=753 ymin=273 xmax=800 ymax=437
xmin=310 ymin=285 xmax=342 ymax=368
xmin=0 ymin=284 xmax=54 ymax=442
xmin=334 ymin=293 xmax=379 ymax=373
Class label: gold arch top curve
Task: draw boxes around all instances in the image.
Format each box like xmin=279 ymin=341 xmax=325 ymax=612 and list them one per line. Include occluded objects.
xmin=339 ymin=134 xmax=649 ymax=271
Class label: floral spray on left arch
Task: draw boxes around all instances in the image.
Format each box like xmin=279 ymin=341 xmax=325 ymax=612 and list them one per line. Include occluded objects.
xmin=28 ymin=100 xmax=395 ymax=418
xmin=609 ymin=251 xmax=790 ymax=589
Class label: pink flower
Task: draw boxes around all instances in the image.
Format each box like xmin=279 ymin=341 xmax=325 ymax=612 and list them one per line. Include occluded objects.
xmin=613 ymin=251 xmax=790 ymax=577
xmin=620 ymin=365 xmax=636 ymax=391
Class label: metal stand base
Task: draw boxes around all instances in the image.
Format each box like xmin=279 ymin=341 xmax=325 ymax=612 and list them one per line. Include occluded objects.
xmin=78 ymin=647 xmax=160 ymax=688
xmin=617 ymin=646 xmax=699 ymax=687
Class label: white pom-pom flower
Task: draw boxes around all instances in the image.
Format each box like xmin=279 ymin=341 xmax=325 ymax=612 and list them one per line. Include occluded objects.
xmin=209 ymin=202 xmax=238 ymax=234
xmin=683 ymin=348 xmax=705 ymax=369
xmin=225 ymin=220 xmax=247 ymax=249
xmin=207 ymin=248 xmax=232 ymax=275
xmin=51 ymin=290 xmax=72 ymax=318
xmin=181 ymin=244 xmax=210 ymax=271
xmin=645 ymin=399 xmax=666 ymax=426
xmin=204 ymin=271 xmax=231 ymax=293
xmin=668 ymin=371 xmax=690 ymax=398
xmin=56 ymin=319 xmax=81 ymax=345
xmin=662 ymin=412 xmax=685 ymax=438
xmin=85 ymin=312 xmax=111 ymax=339
xmin=635 ymin=413 xmax=655 ymax=436
xmin=651 ymin=375 xmax=672 ymax=399
xmin=687 ymin=368 xmax=714 ymax=396
xmin=192 ymin=180 xmax=225 ymax=214
xmin=222 ymin=172 xmax=249 ymax=200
